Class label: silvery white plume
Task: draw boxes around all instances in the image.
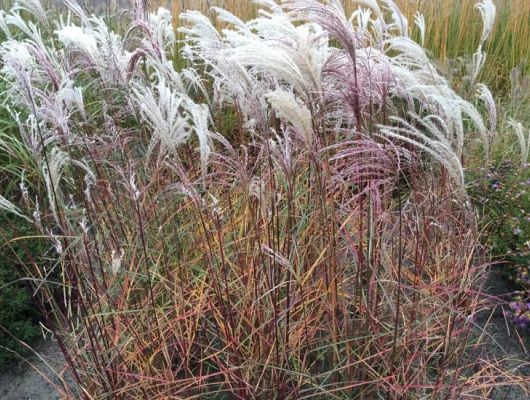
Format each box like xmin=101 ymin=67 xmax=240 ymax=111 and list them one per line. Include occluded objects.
xmin=414 ymin=12 xmax=426 ymax=47
xmin=458 ymin=99 xmax=490 ymax=156
xmin=12 ymin=0 xmax=49 ymax=27
xmin=0 ymin=3 xmax=62 ymax=88
xmin=471 ymin=47 xmax=486 ymax=84
xmin=127 ymin=10 xmax=184 ymax=87
xmin=350 ymin=7 xmax=373 ymax=43
xmin=131 ymin=78 xmax=191 ymax=158
xmin=379 ymin=114 xmax=464 ymax=188
xmin=476 ymin=83 xmax=497 ymax=136
xmin=226 ymin=42 xmax=307 ymax=96
xmin=475 ymin=0 xmax=496 ymax=45
xmin=471 ymin=0 xmax=496 ymax=82
xmin=179 ymin=10 xmax=222 ymax=58
xmin=0 ymin=195 xmax=32 ymax=223
xmin=181 ymin=0 xmax=328 ymax=132
xmin=55 ymin=25 xmax=98 ymax=59
xmin=54 ymin=4 xmax=131 ymax=85
xmin=247 ymin=11 xmax=298 ymax=43
xmin=253 ymin=0 xmax=282 ymax=12
xmin=186 ymin=102 xmax=213 ymax=176
xmin=382 ymin=0 xmax=408 ymax=37
xmin=211 ymin=7 xmax=249 ymax=32
xmin=385 ymin=36 xmax=434 ymax=72
xmin=0 ymin=40 xmax=36 ymax=80
xmin=212 ymin=57 xmax=270 ymax=133
xmin=265 ymin=89 xmax=313 ymax=144
xmin=508 ymin=119 xmax=530 ymax=167
xmin=180 ymin=67 xmax=211 ymax=104
xmin=46 ymin=147 xmax=70 ymax=194
xmin=244 ymin=11 xmax=329 ymax=96
xmin=63 ymin=0 xmax=91 ymax=28
xmin=88 ymin=15 xmax=131 ymax=83
xmin=9 ymin=113 xmax=47 ymax=159
xmin=0 ymin=11 xmax=11 ymax=38
xmin=290 ymin=23 xmax=329 ymax=94
xmin=111 ymin=249 xmax=125 ymax=275
xmin=148 ymin=7 xmax=176 ymax=55
xmin=56 ymin=79 xmax=86 ymax=120
xmin=4 ymin=11 xmax=36 ymax=38
xmin=353 ymin=0 xmax=383 ymax=21
xmin=424 ymin=89 xmax=465 ymax=156
xmin=42 ymin=147 xmax=70 ymax=225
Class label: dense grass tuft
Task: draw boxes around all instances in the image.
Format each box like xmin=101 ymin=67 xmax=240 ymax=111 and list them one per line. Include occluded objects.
xmin=0 ymin=0 xmax=529 ymax=398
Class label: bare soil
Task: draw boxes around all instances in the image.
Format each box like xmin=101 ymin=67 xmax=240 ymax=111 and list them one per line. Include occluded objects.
xmin=475 ymin=265 xmax=530 ymax=399
xmin=0 ymin=338 xmax=67 ymax=400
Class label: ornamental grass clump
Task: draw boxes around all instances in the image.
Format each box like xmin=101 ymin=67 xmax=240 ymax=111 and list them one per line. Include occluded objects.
xmin=0 ymin=0 xmax=527 ymax=398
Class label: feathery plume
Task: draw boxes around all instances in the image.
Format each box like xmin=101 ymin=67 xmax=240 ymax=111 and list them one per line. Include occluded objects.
xmin=249 ymin=176 xmax=270 ymax=221
xmin=414 ymin=12 xmax=426 ymax=47
xmin=46 ymin=147 xmax=70 ymax=194
xmin=508 ymin=119 xmax=530 ymax=167
xmin=111 ymin=249 xmax=125 ymax=275
xmin=475 ymin=0 xmax=496 ymax=45
xmin=42 ymin=147 xmax=70 ymax=225
xmin=476 ymin=83 xmax=497 ymax=136
xmin=64 ymin=0 xmax=91 ymax=28
xmin=55 ymin=25 xmax=98 ymax=59
xmin=0 ymin=11 xmax=11 ymax=38
xmin=350 ymin=7 xmax=373 ymax=34
xmin=265 ymin=89 xmax=313 ymax=144
xmin=227 ymin=43 xmax=308 ymax=96
xmin=382 ymin=0 xmax=409 ymax=37
xmin=187 ymin=102 xmax=213 ymax=176
xmin=148 ymin=7 xmax=176 ymax=55
xmin=353 ymin=0 xmax=383 ymax=21
xmin=4 ymin=11 xmax=34 ymax=38
xmin=56 ymin=79 xmax=86 ymax=120
xmin=179 ymin=10 xmax=222 ymax=54
xmin=285 ymin=0 xmax=358 ymax=67
xmin=253 ymin=0 xmax=282 ymax=12
xmin=378 ymin=115 xmax=465 ymax=189
xmin=471 ymin=47 xmax=486 ymax=83
xmin=131 ymin=79 xmax=191 ymax=158
xmin=12 ymin=0 xmax=48 ymax=27
xmin=0 ymin=195 xmax=32 ymax=222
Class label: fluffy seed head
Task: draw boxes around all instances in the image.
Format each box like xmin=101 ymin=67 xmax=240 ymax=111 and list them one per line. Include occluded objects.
xmin=475 ymin=0 xmax=496 ymax=45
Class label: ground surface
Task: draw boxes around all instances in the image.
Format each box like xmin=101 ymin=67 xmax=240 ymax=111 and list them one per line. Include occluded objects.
xmin=0 ymin=338 xmax=66 ymax=400
xmin=476 ymin=265 xmax=530 ymax=399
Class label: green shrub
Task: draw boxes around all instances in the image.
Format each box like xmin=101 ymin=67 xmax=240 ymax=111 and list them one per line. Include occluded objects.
xmin=468 ymin=161 xmax=530 ymax=281
xmin=0 ymin=213 xmax=43 ymax=371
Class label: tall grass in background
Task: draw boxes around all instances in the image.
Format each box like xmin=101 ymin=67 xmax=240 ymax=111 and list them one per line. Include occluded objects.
xmin=0 ymin=0 xmax=529 ymax=398
xmin=152 ymin=0 xmax=530 ymax=95
xmin=396 ymin=0 xmax=530 ymax=96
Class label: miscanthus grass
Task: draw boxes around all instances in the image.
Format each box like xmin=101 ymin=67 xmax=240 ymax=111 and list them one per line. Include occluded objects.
xmin=0 ymin=0 xmax=527 ymax=398
xmin=156 ymin=0 xmax=530 ymax=96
